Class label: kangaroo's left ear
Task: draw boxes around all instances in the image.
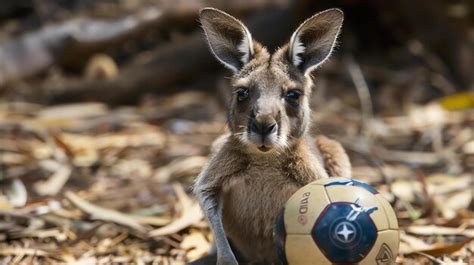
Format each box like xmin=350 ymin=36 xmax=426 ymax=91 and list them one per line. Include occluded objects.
xmin=289 ymin=8 xmax=343 ymax=75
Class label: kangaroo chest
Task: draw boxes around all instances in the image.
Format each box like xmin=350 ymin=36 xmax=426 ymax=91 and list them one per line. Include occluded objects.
xmin=220 ymin=160 xmax=309 ymax=262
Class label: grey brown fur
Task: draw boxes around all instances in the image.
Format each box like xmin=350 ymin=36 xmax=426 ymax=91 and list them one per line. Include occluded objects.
xmin=194 ymin=7 xmax=351 ymax=265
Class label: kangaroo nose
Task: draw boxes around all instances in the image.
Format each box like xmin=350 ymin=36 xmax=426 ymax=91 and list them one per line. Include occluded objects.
xmin=250 ymin=120 xmax=278 ymax=136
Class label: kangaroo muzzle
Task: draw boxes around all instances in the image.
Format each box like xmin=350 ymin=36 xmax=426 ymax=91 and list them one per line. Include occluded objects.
xmin=248 ymin=114 xmax=278 ymax=152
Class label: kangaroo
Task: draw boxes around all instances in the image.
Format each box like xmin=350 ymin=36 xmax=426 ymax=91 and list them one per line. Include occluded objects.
xmin=193 ymin=8 xmax=351 ymax=265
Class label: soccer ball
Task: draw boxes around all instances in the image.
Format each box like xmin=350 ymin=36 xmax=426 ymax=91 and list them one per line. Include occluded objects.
xmin=274 ymin=177 xmax=399 ymax=265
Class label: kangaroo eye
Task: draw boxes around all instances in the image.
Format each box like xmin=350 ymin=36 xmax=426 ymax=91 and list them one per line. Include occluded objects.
xmin=235 ymin=87 xmax=249 ymax=102
xmin=285 ymin=90 xmax=302 ymax=101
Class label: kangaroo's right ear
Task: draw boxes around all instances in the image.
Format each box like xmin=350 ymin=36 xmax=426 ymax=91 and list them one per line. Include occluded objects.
xmin=289 ymin=9 xmax=343 ymax=75
xmin=199 ymin=8 xmax=253 ymax=72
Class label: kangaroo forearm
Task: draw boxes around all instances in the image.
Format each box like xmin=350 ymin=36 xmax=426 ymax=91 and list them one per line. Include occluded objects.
xmin=196 ymin=187 xmax=237 ymax=264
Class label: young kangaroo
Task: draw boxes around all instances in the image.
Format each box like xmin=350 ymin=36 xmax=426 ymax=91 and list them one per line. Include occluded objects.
xmin=194 ymin=8 xmax=351 ymax=265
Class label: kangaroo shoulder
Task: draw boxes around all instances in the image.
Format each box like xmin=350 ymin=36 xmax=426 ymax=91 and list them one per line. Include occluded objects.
xmin=198 ymin=135 xmax=248 ymax=184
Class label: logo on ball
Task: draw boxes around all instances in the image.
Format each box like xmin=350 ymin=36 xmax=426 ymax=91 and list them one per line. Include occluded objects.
xmin=334 ymin=221 xmax=356 ymax=243
xmin=376 ymin=243 xmax=394 ymax=264
xmin=297 ymin=215 xmax=308 ymax=225
xmin=329 ymin=218 xmax=361 ymax=248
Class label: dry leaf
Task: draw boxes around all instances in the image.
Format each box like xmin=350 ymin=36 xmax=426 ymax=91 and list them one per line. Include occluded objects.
xmin=4 ymin=179 xmax=27 ymax=207
xmin=401 ymin=232 xmax=473 ymax=256
xmin=149 ymin=184 xmax=203 ymax=237
xmin=65 ymin=191 xmax=148 ymax=233
xmin=407 ymin=225 xmax=474 ymax=237
xmin=181 ymin=230 xmax=210 ymax=261
xmin=34 ymin=166 xmax=72 ymax=196
xmin=422 ymin=238 xmax=473 ymax=256
xmin=148 ymin=203 xmax=202 ymax=237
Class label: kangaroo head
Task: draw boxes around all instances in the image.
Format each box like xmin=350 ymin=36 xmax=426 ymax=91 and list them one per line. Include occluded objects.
xmin=200 ymin=8 xmax=343 ymax=154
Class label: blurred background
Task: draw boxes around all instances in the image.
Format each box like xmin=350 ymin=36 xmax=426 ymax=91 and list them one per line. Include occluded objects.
xmin=0 ymin=0 xmax=473 ymax=264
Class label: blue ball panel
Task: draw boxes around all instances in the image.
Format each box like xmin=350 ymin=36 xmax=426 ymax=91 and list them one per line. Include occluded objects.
xmin=312 ymin=202 xmax=378 ymax=263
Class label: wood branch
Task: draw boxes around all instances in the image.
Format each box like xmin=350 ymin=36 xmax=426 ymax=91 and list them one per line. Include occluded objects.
xmin=0 ymin=0 xmax=289 ymax=88
xmin=35 ymin=6 xmax=297 ymax=104
xmin=0 ymin=7 xmax=163 ymax=86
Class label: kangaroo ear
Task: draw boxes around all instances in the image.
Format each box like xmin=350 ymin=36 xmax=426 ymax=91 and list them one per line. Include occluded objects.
xmin=289 ymin=9 xmax=343 ymax=75
xmin=200 ymin=8 xmax=254 ymax=72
